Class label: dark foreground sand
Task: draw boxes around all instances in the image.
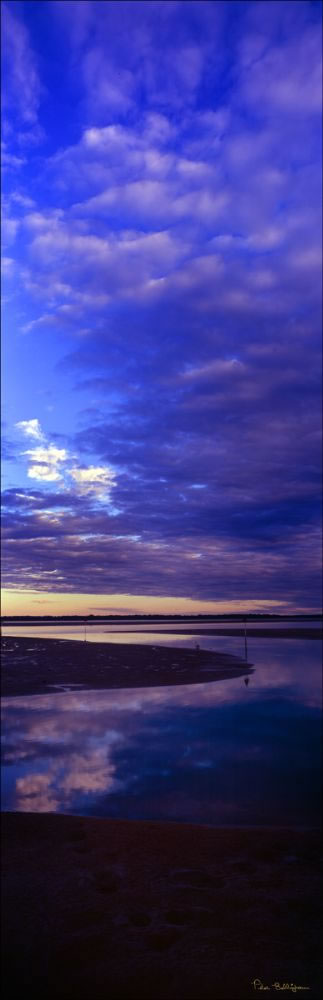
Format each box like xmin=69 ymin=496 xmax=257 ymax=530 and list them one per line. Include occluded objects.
xmin=1 ymin=636 xmax=253 ymax=696
xmin=2 ymin=813 xmax=321 ymax=1000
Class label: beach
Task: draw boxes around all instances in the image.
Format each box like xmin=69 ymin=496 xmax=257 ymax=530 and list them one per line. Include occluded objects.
xmin=2 ymin=812 xmax=321 ymax=1000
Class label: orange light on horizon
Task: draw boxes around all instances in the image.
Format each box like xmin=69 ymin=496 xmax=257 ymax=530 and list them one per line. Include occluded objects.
xmin=1 ymin=588 xmax=303 ymax=617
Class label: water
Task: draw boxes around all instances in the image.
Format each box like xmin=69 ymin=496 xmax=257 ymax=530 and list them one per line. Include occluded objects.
xmin=1 ymin=624 xmax=321 ymax=827
xmin=2 ymin=617 xmax=322 ymax=637
xmin=1 ymin=617 xmax=321 ymax=653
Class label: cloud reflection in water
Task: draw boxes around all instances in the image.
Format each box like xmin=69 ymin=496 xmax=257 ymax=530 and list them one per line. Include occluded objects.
xmin=1 ymin=640 xmax=321 ymax=826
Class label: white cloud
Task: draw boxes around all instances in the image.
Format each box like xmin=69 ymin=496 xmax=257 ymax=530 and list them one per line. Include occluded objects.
xmin=19 ymin=426 xmax=68 ymax=482
xmin=1 ymin=256 xmax=15 ymax=278
xmin=181 ymin=359 xmax=246 ymax=381
xmin=11 ymin=192 xmax=35 ymax=209
xmin=15 ymin=418 xmax=44 ymax=440
xmin=1 ymin=212 xmax=19 ymax=245
xmin=23 ymin=445 xmax=68 ymax=464
xmin=27 ymin=465 xmax=62 ymax=483
xmin=69 ymin=466 xmax=116 ymax=496
xmin=23 ymin=209 xmax=64 ymax=231
xmin=15 ymin=418 xmax=118 ymax=497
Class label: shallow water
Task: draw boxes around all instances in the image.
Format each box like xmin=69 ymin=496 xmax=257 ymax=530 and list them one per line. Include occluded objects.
xmin=1 ymin=631 xmax=321 ymax=827
xmin=2 ymin=617 xmax=322 ymax=646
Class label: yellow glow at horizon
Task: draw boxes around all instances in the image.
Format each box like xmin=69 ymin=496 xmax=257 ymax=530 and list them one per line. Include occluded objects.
xmin=1 ymin=589 xmax=291 ymax=616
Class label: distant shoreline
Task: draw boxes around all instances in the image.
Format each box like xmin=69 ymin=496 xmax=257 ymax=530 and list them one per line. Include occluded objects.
xmin=2 ymin=613 xmax=322 ymax=622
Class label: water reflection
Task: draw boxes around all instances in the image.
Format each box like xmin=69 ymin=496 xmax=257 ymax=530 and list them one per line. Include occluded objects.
xmin=1 ymin=639 xmax=321 ymax=826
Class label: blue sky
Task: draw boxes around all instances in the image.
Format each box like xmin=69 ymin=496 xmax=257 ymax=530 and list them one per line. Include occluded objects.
xmin=1 ymin=0 xmax=322 ymax=615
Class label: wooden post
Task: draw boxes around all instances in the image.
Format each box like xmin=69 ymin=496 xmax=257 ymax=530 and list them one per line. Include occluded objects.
xmin=244 ymin=617 xmax=248 ymax=661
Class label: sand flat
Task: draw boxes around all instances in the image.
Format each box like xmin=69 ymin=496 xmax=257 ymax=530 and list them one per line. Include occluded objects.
xmin=1 ymin=636 xmax=253 ymax=696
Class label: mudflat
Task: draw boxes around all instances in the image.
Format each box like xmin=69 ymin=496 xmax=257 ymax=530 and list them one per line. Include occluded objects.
xmin=2 ymin=812 xmax=321 ymax=1000
xmin=1 ymin=636 xmax=253 ymax=696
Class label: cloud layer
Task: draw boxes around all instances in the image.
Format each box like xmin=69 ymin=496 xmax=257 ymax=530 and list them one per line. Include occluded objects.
xmin=1 ymin=1 xmax=322 ymax=611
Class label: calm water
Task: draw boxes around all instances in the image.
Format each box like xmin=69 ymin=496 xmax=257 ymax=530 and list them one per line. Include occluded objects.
xmin=1 ymin=623 xmax=321 ymax=827
xmin=2 ymin=617 xmax=322 ymax=643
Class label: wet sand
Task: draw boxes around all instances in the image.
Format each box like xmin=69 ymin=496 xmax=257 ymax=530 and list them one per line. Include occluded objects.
xmin=1 ymin=636 xmax=253 ymax=697
xmin=2 ymin=812 xmax=321 ymax=1000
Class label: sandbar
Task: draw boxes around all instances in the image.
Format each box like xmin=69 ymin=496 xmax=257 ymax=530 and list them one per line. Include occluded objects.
xmin=1 ymin=636 xmax=253 ymax=697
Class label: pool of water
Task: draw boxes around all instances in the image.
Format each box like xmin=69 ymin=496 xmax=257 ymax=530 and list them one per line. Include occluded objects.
xmin=1 ymin=636 xmax=321 ymax=827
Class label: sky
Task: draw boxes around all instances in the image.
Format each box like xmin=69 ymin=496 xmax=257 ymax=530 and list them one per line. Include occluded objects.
xmin=1 ymin=0 xmax=322 ymax=617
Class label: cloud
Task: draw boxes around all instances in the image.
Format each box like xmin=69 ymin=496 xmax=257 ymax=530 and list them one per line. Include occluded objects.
xmin=1 ymin=142 xmax=26 ymax=170
xmin=15 ymin=418 xmax=45 ymax=441
xmin=179 ymin=359 xmax=246 ymax=382
xmin=2 ymin=0 xmax=321 ymax=611
xmin=15 ymin=419 xmax=118 ymax=498
xmin=1 ymin=206 xmax=19 ymax=246
xmin=15 ymin=97 xmax=320 ymax=328
xmin=2 ymin=472 xmax=321 ymax=606
xmin=1 ymin=2 xmax=43 ymax=126
xmin=50 ymin=0 xmax=222 ymax=120
xmin=14 ymin=750 xmax=117 ymax=812
xmin=22 ymin=444 xmax=68 ymax=483
xmin=69 ymin=465 xmax=117 ymax=497
xmin=23 ymin=446 xmax=68 ymax=464
xmin=27 ymin=465 xmax=62 ymax=483
xmin=240 ymin=24 xmax=322 ymax=114
xmin=15 ymin=773 xmax=59 ymax=813
xmin=1 ymin=256 xmax=15 ymax=278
